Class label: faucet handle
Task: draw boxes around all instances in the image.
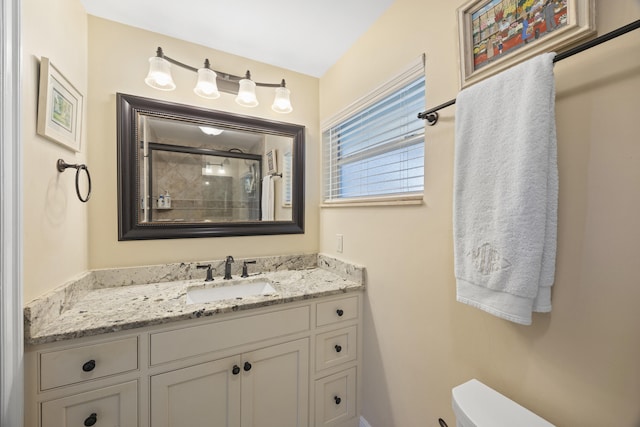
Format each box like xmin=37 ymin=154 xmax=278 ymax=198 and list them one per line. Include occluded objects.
xmin=226 ymin=255 xmax=235 ymax=263
xmin=241 ymin=260 xmax=257 ymax=278
xmin=197 ymin=264 xmax=215 ymax=282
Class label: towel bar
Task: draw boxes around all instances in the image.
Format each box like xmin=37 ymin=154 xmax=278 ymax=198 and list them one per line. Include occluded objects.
xmin=418 ymin=19 xmax=640 ymax=125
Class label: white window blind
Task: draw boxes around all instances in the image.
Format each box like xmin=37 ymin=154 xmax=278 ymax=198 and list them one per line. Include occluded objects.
xmin=322 ymin=57 xmax=425 ymax=203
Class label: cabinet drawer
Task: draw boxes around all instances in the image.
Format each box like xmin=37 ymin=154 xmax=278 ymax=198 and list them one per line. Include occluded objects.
xmin=315 ymin=367 xmax=357 ymax=426
xmin=315 ymin=326 xmax=357 ymax=372
xmin=40 ymin=337 xmax=138 ymax=391
xmin=151 ymin=306 xmax=310 ymax=365
xmin=41 ymin=380 xmax=138 ymax=427
xmin=316 ymin=296 xmax=358 ymax=327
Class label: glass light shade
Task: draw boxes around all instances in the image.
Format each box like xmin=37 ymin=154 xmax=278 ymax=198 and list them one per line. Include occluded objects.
xmin=145 ymin=56 xmax=176 ymax=91
xmin=235 ymin=79 xmax=259 ymax=107
xmin=272 ymin=86 xmax=293 ymax=113
xmin=194 ymin=68 xmax=220 ymax=99
xmin=199 ymin=126 xmax=224 ymax=136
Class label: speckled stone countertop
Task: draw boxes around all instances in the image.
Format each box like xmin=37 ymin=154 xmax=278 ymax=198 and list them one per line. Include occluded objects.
xmin=24 ymin=254 xmax=365 ymax=346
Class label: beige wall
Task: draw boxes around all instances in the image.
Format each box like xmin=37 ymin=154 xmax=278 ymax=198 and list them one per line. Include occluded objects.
xmin=319 ymin=1 xmax=640 ymax=426
xmin=85 ymin=17 xmax=319 ymax=269
xmin=22 ymin=0 xmax=89 ymax=303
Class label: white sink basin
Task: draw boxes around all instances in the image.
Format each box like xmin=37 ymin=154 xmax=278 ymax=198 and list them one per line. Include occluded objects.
xmin=186 ymin=281 xmax=276 ymax=305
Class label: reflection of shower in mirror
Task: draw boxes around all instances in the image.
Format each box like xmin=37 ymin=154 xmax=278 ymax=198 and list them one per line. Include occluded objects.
xmin=244 ymin=164 xmax=257 ymax=194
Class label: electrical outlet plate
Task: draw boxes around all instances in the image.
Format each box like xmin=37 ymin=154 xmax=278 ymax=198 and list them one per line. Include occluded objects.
xmin=336 ymin=234 xmax=343 ymax=253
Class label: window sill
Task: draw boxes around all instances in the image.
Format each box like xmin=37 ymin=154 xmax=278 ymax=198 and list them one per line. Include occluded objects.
xmin=321 ymin=194 xmax=424 ymax=208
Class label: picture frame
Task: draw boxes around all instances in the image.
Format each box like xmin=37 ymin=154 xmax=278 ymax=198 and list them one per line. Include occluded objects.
xmin=457 ymin=0 xmax=595 ymax=88
xmin=265 ymin=149 xmax=277 ymax=175
xmin=37 ymin=57 xmax=84 ymax=152
xmin=281 ymin=151 xmax=292 ymax=208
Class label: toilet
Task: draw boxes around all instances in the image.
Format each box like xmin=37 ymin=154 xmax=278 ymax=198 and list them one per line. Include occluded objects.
xmin=452 ymin=379 xmax=555 ymax=427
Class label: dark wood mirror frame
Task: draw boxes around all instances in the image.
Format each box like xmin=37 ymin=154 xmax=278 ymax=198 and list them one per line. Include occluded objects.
xmin=117 ymin=93 xmax=305 ymax=240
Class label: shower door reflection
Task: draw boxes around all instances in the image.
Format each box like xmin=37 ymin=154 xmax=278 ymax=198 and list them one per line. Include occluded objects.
xmin=142 ymin=143 xmax=262 ymax=223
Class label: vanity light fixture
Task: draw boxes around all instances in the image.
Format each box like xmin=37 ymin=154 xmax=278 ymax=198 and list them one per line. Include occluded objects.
xmin=145 ymin=47 xmax=293 ymax=113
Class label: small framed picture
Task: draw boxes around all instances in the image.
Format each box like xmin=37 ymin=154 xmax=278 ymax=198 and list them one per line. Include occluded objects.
xmin=37 ymin=57 xmax=84 ymax=152
xmin=457 ymin=0 xmax=595 ymax=88
xmin=265 ymin=149 xmax=277 ymax=175
xmin=282 ymin=151 xmax=292 ymax=208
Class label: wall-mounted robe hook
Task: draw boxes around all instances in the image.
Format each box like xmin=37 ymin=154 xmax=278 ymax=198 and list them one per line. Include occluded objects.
xmin=57 ymin=159 xmax=92 ymax=203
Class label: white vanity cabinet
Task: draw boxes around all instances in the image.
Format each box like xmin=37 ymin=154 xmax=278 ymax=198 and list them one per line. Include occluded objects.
xmin=25 ymin=291 xmax=362 ymax=427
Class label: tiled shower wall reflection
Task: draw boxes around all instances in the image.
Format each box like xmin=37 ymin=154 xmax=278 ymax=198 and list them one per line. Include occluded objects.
xmin=150 ymin=150 xmax=260 ymax=222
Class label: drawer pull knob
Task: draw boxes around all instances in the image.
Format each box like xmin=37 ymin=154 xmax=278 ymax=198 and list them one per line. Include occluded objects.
xmin=232 ymin=365 xmax=241 ymax=375
xmin=243 ymin=361 xmax=252 ymax=372
xmin=84 ymin=413 xmax=97 ymax=426
xmin=335 ymin=344 xmax=342 ymax=353
xmin=336 ymin=309 xmax=344 ymax=317
xmin=82 ymin=360 xmax=96 ymax=372
xmin=334 ymin=396 xmax=342 ymax=405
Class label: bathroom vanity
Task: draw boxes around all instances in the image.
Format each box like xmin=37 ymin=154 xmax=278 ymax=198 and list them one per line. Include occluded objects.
xmin=24 ymin=254 xmax=364 ymax=427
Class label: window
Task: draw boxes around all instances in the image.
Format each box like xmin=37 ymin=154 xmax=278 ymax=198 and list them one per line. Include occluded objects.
xmin=322 ymin=58 xmax=425 ymax=203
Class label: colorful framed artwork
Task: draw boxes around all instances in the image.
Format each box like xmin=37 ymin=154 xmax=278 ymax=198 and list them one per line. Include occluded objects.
xmin=37 ymin=57 xmax=84 ymax=152
xmin=457 ymin=0 xmax=595 ymax=88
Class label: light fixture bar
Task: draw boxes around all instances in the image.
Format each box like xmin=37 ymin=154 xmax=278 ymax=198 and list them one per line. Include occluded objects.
xmin=154 ymin=47 xmax=286 ymax=88
xmin=147 ymin=47 xmax=292 ymax=113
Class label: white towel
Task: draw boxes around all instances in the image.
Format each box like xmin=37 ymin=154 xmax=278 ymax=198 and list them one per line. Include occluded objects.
xmin=261 ymin=175 xmax=275 ymax=221
xmin=453 ymin=53 xmax=558 ymax=325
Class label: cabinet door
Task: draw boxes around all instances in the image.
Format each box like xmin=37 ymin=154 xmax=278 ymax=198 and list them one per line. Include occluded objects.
xmin=241 ymin=339 xmax=309 ymax=427
xmin=41 ymin=380 xmax=137 ymax=427
xmin=150 ymin=356 xmax=241 ymax=427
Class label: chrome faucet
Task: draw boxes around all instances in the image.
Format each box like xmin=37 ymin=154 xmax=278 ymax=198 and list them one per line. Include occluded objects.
xmin=224 ymin=256 xmax=234 ymax=280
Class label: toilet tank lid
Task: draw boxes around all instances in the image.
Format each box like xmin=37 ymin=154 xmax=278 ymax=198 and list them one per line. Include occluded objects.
xmin=452 ymin=379 xmax=555 ymax=427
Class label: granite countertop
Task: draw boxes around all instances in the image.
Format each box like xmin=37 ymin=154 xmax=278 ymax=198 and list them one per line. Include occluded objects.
xmin=25 ymin=254 xmax=365 ymax=346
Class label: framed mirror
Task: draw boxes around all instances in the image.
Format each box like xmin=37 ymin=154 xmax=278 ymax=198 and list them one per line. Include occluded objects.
xmin=117 ymin=93 xmax=305 ymax=240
